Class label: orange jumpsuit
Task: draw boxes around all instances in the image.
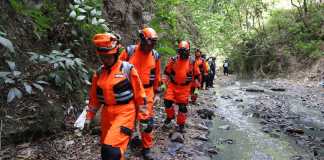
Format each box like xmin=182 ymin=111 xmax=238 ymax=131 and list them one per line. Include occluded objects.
xmin=164 ymin=56 xmax=200 ymax=125
xmin=119 ymin=44 xmax=161 ymax=149
xmin=191 ymin=56 xmax=208 ymax=102
xmin=86 ymin=60 xmax=148 ymax=159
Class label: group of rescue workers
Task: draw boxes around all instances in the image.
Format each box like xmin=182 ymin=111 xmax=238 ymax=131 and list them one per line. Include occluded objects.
xmin=83 ymin=27 xmax=217 ymax=160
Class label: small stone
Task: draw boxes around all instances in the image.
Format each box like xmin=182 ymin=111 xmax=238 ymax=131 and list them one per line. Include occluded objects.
xmin=286 ymin=128 xmax=304 ymax=134
xmin=221 ymin=139 xmax=234 ymax=144
xmin=246 ymin=88 xmax=264 ymax=92
xmin=207 ymin=147 xmax=219 ymax=155
xmin=195 ymin=134 xmax=208 ymax=141
xmin=290 ymin=155 xmax=304 ymax=160
xmin=196 ymin=123 xmax=209 ymax=131
xmin=169 ymin=132 xmax=185 ymax=143
xmin=218 ymin=125 xmax=230 ymax=130
xmin=167 ymin=142 xmax=184 ymax=156
xmin=270 ymin=88 xmax=286 ymax=92
xmin=235 ymin=99 xmax=243 ymax=102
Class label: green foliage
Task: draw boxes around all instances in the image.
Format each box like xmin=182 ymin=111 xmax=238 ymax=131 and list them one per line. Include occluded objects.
xmin=8 ymin=0 xmax=56 ymax=35
xmin=227 ymin=3 xmax=324 ymax=77
xmin=28 ymin=49 xmax=90 ymax=96
xmin=68 ymin=0 xmax=108 ymax=41
xmin=0 ymin=61 xmax=47 ymax=103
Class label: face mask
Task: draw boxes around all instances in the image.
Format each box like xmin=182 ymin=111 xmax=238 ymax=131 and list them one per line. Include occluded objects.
xmin=178 ymin=49 xmax=189 ymax=59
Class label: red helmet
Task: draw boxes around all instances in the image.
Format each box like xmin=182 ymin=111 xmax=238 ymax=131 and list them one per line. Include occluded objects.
xmin=92 ymin=33 xmax=118 ymax=55
xmin=178 ymin=41 xmax=190 ymax=58
xmin=140 ymin=27 xmax=158 ymax=40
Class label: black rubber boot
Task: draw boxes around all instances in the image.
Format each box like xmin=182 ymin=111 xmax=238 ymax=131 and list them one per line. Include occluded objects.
xmin=177 ymin=125 xmax=185 ymax=133
xmin=142 ymin=148 xmax=154 ymax=160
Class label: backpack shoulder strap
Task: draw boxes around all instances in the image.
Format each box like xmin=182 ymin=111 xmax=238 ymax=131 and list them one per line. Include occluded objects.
xmin=126 ymin=45 xmax=136 ymax=61
xmin=121 ymin=61 xmax=134 ymax=81
xmin=152 ymin=49 xmax=160 ymax=60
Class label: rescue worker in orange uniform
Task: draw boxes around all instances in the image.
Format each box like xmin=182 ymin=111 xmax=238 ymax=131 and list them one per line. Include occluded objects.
xmin=191 ymin=49 xmax=208 ymax=103
xmin=85 ymin=33 xmax=150 ymax=160
xmin=119 ymin=27 xmax=161 ymax=160
xmin=163 ymin=41 xmax=200 ymax=133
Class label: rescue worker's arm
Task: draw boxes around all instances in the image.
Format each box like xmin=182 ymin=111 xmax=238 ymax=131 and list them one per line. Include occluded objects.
xmin=193 ymin=62 xmax=201 ymax=86
xmin=129 ymin=67 xmax=149 ymax=120
xmin=119 ymin=50 xmax=128 ymax=61
xmin=203 ymin=60 xmax=209 ymax=76
xmin=86 ymin=73 xmax=101 ymax=120
xmin=163 ymin=58 xmax=173 ymax=77
xmin=195 ymin=61 xmax=203 ymax=83
xmin=154 ymin=58 xmax=162 ymax=94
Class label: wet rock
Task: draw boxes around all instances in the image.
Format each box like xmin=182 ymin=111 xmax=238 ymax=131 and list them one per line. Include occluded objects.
xmin=169 ymin=132 xmax=185 ymax=143
xmin=270 ymin=88 xmax=286 ymax=92
xmin=235 ymin=98 xmax=243 ymax=102
xmin=289 ymin=155 xmax=304 ymax=160
xmin=195 ymin=123 xmax=209 ymax=131
xmin=262 ymin=126 xmax=272 ymax=133
xmin=197 ymin=109 xmax=215 ymax=120
xmin=252 ymin=112 xmax=260 ymax=118
xmin=167 ymin=142 xmax=184 ymax=156
xmin=207 ymin=146 xmax=219 ymax=155
xmin=245 ymin=88 xmax=264 ymax=92
xmin=220 ymin=95 xmax=232 ymax=99
xmin=218 ymin=125 xmax=230 ymax=130
xmin=194 ymin=134 xmax=208 ymax=141
xmin=220 ymin=139 xmax=234 ymax=144
xmin=286 ymin=127 xmax=305 ymax=134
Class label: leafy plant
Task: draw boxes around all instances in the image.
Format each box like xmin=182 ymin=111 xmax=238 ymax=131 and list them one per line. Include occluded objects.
xmin=28 ymin=49 xmax=90 ymax=94
xmin=0 ymin=61 xmax=48 ymax=103
xmin=0 ymin=35 xmax=15 ymax=53
xmin=68 ymin=0 xmax=109 ymax=31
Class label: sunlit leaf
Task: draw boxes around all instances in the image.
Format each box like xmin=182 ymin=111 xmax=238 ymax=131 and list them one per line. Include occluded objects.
xmin=0 ymin=36 xmax=15 ymax=53
xmin=23 ymin=82 xmax=33 ymax=94
xmin=0 ymin=72 xmax=11 ymax=78
xmin=69 ymin=10 xmax=77 ymax=18
xmin=32 ymin=83 xmax=44 ymax=92
xmin=76 ymin=15 xmax=86 ymax=21
xmin=5 ymin=78 xmax=15 ymax=84
xmin=7 ymin=88 xmax=16 ymax=103
xmin=6 ymin=60 xmax=16 ymax=71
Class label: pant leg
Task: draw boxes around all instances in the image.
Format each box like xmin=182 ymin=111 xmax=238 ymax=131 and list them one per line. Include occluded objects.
xmin=141 ymin=88 xmax=154 ymax=149
xmin=101 ymin=103 xmax=136 ymax=160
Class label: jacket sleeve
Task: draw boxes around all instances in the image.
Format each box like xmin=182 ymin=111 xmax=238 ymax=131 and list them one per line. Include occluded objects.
xmin=154 ymin=58 xmax=162 ymax=93
xmin=130 ymin=67 xmax=149 ymax=120
xmin=164 ymin=58 xmax=173 ymax=76
xmin=86 ymin=73 xmax=101 ymax=120
xmin=119 ymin=50 xmax=128 ymax=61
xmin=203 ymin=60 xmax=208 ymax=76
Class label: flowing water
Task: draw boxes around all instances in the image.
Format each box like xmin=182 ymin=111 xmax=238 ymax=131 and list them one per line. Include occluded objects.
xmin=208 ymin=80 xmax=324 ymax=160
